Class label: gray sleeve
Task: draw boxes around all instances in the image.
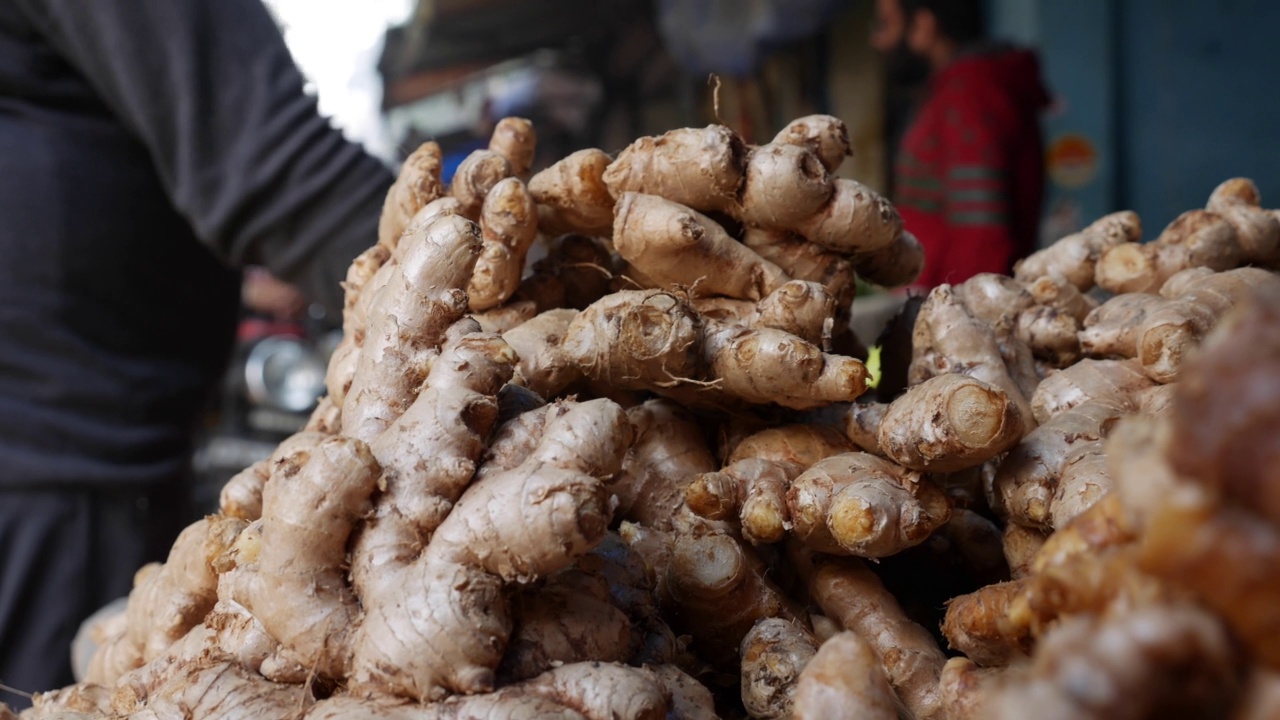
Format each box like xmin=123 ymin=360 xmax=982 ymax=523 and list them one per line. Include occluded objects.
xmin=15 ymin=0 xmax=395 ymax=316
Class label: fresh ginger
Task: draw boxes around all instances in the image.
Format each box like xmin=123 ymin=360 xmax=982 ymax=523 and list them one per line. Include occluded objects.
xmin=876 ymin=373 xmax=1025 ymax=473
xmin=1028 ymin=358 xmax=1152 ymax=424
xmin=986 ymin=604 xmax=1238 ymax=720
xmin=529 ymin=148 xmax=618 ymax=236
xmin=378 ymin=141 xmax=445 ymax=250
xmin=771 ymin=114 xmax=852 ymax=173
xmin=502 ymin=308 xmax=582 ymax=398
xmin=86 ymin=516 xmax=247 ymax=686
xmin=218 ymin=431 xmax=323 ymax=521
xmin=518 ymin=233 xmax=616 ymax=311
xmin=1013 ymin=210 xmax=1141 ymax=290
xmin=1094 ymin=209 xmax=1241 ymax=294
xmin=222 ymin=435 xmax=381 ymax=680
xmin=1164 ymin=281 xmax=1280 ymax=521
xmin=742 ymin=227 xmax=858 ymax=309
xmin=603 ymin=124 xmax=746 ymax=215
xmin=788 ymin=452 xmax=950 ymax=558
xmin=792 ymin=631 xmax=897 ymax=720
xmin=739 ymin=142 xmax=835 ymax=228
xmin=740 ymin=618 xmax=818 ymax=719
xmin=349 ymin=398 xmax=631 ymax=700
xmin=992 ymin=396 xmax=1131 ymax=530
xmin=800 ymin=553 xmax=946 ymax=720
xmin=501 ymin=562 xmax=632 ymax=682
xmin=471 ymin=298 xmax=539 ymax=334
xmin=851 ymin=230 xmax=925 ymax=289
xmin=487 ymin=116 xmax=537 ymax=179
xmin=341 ymin=214 xmax=482 ymax=441
xmin=664 ymin=531 xmax=806 ymax=666
xmin=610 ymin=399 xmax=718 ymax=531
xmin=685 ymin=457 xmax=801 ymax=544
xmin=468 ymin=177 xmax=538 ymax=311
xmin=449 ymin=149 xmax=512 ymax=220
xmin=727 ymin=423 xmax=855 ymax=467
xmin=613 ymin=192 xmax=792 ymax=300
xmin=694 ymin=279 xmax=835 ymax=346
xmin=350 ymin=323 xmax=515 ymax=602
xmin=910 ymin=284 xmax=1038 ymax=430
xmin=561 ymin=289 xmax=703 ymax=392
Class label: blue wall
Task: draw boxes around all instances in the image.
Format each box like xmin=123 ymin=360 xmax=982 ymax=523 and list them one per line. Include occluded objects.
xmin=988 ymin=0 xmax=1280 ymax=241
xmin=1118 ymin=0 xmax=1280 ymax=229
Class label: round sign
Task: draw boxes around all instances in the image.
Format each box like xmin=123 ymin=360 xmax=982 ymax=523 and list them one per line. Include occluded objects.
xmin=1047 ymin=133 xmax=1099 ymax=189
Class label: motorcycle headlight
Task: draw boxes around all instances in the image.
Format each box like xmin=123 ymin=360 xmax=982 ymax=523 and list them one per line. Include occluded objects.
xmin=244 ymin=337 xmax=327 ymax=413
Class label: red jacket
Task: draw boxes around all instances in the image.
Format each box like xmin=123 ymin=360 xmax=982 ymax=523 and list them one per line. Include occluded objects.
xmin=895 ymin=47 xmax=1051 ymax=289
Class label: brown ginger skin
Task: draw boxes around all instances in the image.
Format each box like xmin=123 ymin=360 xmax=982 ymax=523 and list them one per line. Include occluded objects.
xmin=378 ymin=141 xmax=445 ymax=249
xmin=561 ymin=289 xmax=703 ymax=392
xmin=1003 ymin=522 xmax=1049 ymax=580
xmin=771 ymin=114 xmax=852 ymax=173
xmin=987 ymin=604 xmax=1239 ymax=720
xmin=341 ymin=214 xmax=481 ymax=442
xmin=603 ymin=124 xmax=746 ymax=216
xmin=613 ymin=192 xmax=792 ymax=301
xmin=792 ymin=631 xmax=897 ymax=720
xmin=218 ymin=431 xmax=324 ymax=521
xmin=488 ymin=116 xmax=537 ymax=179
xmin=938 ymin=658 xmax=997 ymax=720
xmin=739 ymin=143 xmax=834 ymax=228
xmin=801 ymin=553 xmax=946 ymax=720
xmin=910 ymin=284 xmax=1037 ymax=431
xmin=942 ymin=580 xmax=1033 ymax=667
xmin=502 ymin=308 xmax=582 ymax=398
xmin=529 ymin=148 xmax=617 ymax=236
xmin=740 ymin=618 xmax=819 ymax=719
xmin=611 ymin=399 xmax=718 ymax=531
xmin=992 ymin=396 xmax=1131 ymax=530
xmin=1206 ymin=177 xmax=1280 ymax=265
xmin=350 ymin=324 xmax=515 ymax=602
xmin=1165 ymin=281 xmax=1280 ymax=521
xmin=742 ymin=227 xmax=858 ymax=310
xmin=86 ymin=516 xmax=246 ymax=686
xmin=686 ymin=457 xmax=802 ymax=544
xmin=222 ymin=436 xmax=381 ymax=681
xmin=700 ymin=318 xmax=868 ymax=410
xmin=1013 ymin=210 xmax=1141 ymax=289
xmin=788 ymin=453 xmax=950 ymax=558
xmin=450 ymin=149 xmax=513 ymax=219
xmin=727 ymin=423 xmax=854 ymax=467
xmin=794 ymin=178 xmax=904 ymax=256
xmin=349 ymin=398 xmax=632 ymax=701
xmin=469 ymin=177 xmax=539 ymax=311
xmin=501 ymin=564 xmax=632 ymax=682
xmin=877 ymin=373 xmax=1025 ymax=474
xmin=852 ymin=230 xmax=926 ymax=289
xmin=1094 ymin=209 xmax=1241 ymax=294
xmin=665 ymin=532 xmax=806 ymax=666
xmin=1028 ymin=358 xmax=1152 ymax=424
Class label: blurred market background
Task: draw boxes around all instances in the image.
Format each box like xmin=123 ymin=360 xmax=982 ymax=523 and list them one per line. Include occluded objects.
xmin=265 ymin=0 xmax=1280 ymax=248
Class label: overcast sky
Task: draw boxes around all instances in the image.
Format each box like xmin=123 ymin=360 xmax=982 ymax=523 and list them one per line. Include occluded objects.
xmin=264 ymin=0 xmax=414 ymax=164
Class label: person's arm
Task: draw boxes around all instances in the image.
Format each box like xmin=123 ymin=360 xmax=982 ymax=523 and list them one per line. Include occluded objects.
xmin=14 ymin=0 xmax=394 ymax=316
xmin=935 ymin=97 xmax=1017 ymax=284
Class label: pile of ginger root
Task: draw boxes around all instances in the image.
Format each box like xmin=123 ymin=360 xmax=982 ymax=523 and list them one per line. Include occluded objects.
xmin=9 ymin=113 xmax=1280 ymax=720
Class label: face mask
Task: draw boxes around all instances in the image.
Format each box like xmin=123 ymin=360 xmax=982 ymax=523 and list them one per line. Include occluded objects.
xmin=884 ymin=34 xmax=931 ymax=86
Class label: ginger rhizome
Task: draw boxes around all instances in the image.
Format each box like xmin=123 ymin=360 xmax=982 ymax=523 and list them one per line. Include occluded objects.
xmin=21 ymin=119 xmax=1280 ymax=720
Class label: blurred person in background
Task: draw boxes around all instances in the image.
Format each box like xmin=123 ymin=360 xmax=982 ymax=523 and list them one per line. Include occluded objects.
xmin=872 ymin=0 xmax=1050 ymax=289
xmin=0 ymin=0 xmax=394 ymax=706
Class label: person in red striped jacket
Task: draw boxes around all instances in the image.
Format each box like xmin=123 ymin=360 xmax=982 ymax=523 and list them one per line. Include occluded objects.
xmin=873 ymin=0 xmax=1051 ymax=290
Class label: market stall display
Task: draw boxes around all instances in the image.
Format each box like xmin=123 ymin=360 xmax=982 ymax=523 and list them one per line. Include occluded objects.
xmin=8 ymin=116 xmax=1280 ymax=720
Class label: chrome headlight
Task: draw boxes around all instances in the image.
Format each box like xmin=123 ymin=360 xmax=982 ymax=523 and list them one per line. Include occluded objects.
xmin=244 ymin=337 xmax=327 ymax=413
